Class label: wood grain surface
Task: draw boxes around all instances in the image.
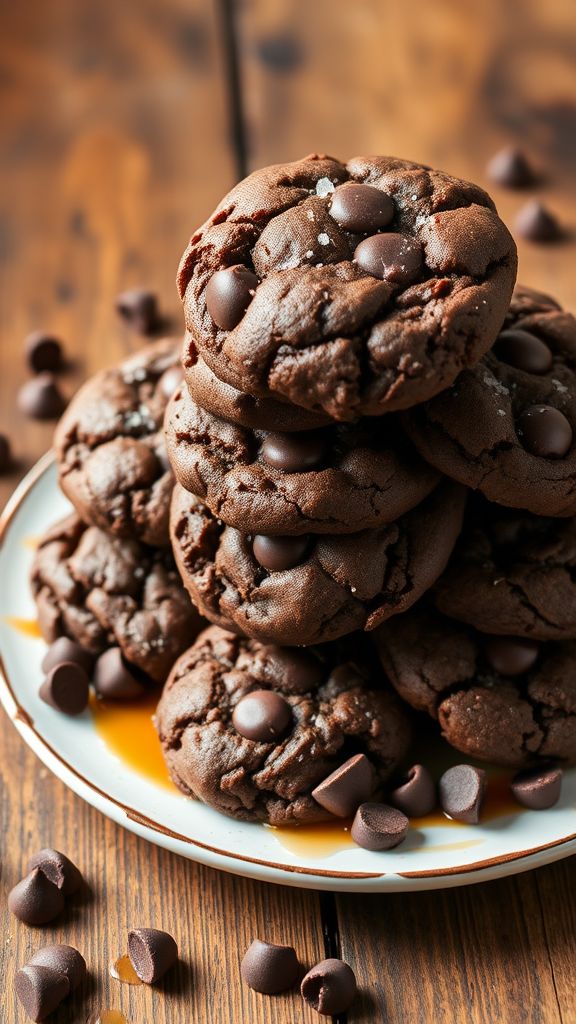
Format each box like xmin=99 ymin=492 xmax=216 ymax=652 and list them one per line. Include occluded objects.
xmin=1 ymin=2 xmax=575 ymax=1022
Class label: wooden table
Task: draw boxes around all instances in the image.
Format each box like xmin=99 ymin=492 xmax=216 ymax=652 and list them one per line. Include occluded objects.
xmin=1 ymin=2 xmax=575 ymax=1020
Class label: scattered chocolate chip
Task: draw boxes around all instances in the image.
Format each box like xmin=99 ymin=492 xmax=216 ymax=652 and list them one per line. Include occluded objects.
xmin=116 ymin=288 xmax=159 ymax=335
xmin=511 ymin=765 xmax=562 ymax=810
xmin=252 ymin=534 xmax=310 ymax=571
xmin=487 ymin=147 xmax=535 ymax=189
xmin=18 ymin=374 xmax=66 ymax=420
xmin=517 ymin=405 xmax=573 ymax=458
xmin=158 ymin=363 xmax=184 ymax=400
xmin=301 ymin=959 xmax=357 ymax=1015
xmin=241 ymin=939 xmax=300 ymax=994
xmin=330 ymin=182 xmax=395 ymax=233
xmin=354 ymin=232 xmax=423 ymax=285
xmin=39 ymin=661 xmax=90 ymax=716
xmin=15 ymin=964 xmax=70 ymax=1022
xmin=24 ymin=331 xmax=64 ymax=374
xmin=312 ymin=754 xmax=374 ymax=818
xmin=93 ymin=648 xmax=146 ymax=700
xmin=389 ymin=764 xmax=436 ymax=818
xmin=206 ymin=265 xmax=259 ymax=331
xmin=127 ymin=928 xmax=178 ymax=984
xmin=483 ymin=636 xmax=540 ymax=677
xmin=8 ymin=868 xmax=65 ymax=925
xmin=41 ymin=637 xmax=95 ymax=676
xmin=516 ymin=201 xmax=562 ymax=242
xmin=260 ymin=431 xmax=328 ymax=473
xmin=439 ymin=765 xmax=486 ymax=824
xmin=351 ymin=802 xmax=409 ymax=851
xmin=494 ymin=328 xmax=553 ymax=374
xmin=28 ymin=945 xmax=86 ymax=991
xmin=0 ymin=433 xmax=12 ymax=473
xmin=232 ymin=689 xmax=293 ymax=742
xmin=28 ymin=849 xmax=83 ymax=896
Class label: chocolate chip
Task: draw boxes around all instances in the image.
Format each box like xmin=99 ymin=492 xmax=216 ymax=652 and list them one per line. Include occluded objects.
xmin=206 ymin=265 xmax=259 ymax=330
xmin=351 ymin=802 xmax=409 ymax=851
xmin=511 ymin=765 xmax=562 ymax=810
xmin=24 ymin=331 xmax=64 ymax=373
xmin=439 ymin=765 xmax=486 ymax=824
xmin=354 ymin=232 xmax=423 ymax=285
xmin=261 ymin=431 xmax=328 ymax=473
xmin=15 ymin=964 xmax=70 ymax=1022
xmin=116 ymin=288 xmax=160 ymax=335
xmin=330 ymin=182 xmax=395 ymax=233
xmin=517 ymin=405 xmax=573 ymax=458
xmin=252 ymin=534 xmax=310 ymax=571
xmin=389 ymin=764 xmax=436 ymax=818
xmin=232 ymin=689 xmax=292 ymax=742
xmin=0 ymin=433 xmax=12 ymax=474
xmin=301 ymin=959 xmax=357 ymax=1015
xmin=127 ymin=928 xmax=178 ymax=983
xmin=266 ymin=647 xmax=325 ymax=691
xmin=241 ymin=939 xmax=300 ymax=994
xmin=18 ymin=374 xmax=66 ymax=420
xmin=28 ymin=945 xmax=87 ymax=991
xmin=93 ymin=648 xmax=146 ymax=700
xmin=487 ymin=147 xmax=535 ymax=189
xmin=8 ymin=868 xmax=65 ymax=925
xmin=158 ymin=363 xmax=184 ymax=400
xmin=312 ymin=754 xmax=374 ymax=818
xmin=483 ymin=636 xmax=540 ymax=677
xmin=39 ymin=662 xmax=90 ymax=716
xmin=494 ymin=328 xmax=553 ymax=374
xmin=41 ymin=637 xmax=95 ymax=676
xmin=28 ymin=849 xmax=83 ymax=896
xmin=516 ymin=201 xmax=562 ymax=242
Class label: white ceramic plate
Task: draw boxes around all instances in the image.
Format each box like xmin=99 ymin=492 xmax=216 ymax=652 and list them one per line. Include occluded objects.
xmin=1 ymin=454 xmax=575 ymax=892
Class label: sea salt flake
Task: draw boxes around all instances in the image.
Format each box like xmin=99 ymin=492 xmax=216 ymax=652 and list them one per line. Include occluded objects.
xmin=552 ymin=378 xmax=569 ymax=394
xmin=316 ymin=177 xmax=335 ymax=197
xmin=305 ymin=249 xmax=314 ymax=258
xmin=307 ymin=209 xmax=315 ymax=221
xmin=318 ymin=232 xmax=330 ymax=246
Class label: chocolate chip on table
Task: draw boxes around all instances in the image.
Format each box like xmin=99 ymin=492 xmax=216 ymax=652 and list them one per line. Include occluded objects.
xmin=511 ymin=765 xmax=563 ymax=810
xmin=15 ymin=964 xmax=70 ymax=1022
xmin=18 ymin=373 xmax=66 ymax=420
xmin=28 ymin=848 xmax=83 ymax=896
xmin=232 ymin=689 xmax=293 ymax=742
xmin=39 ymin=662 xmax=90 ymax=716
xmin=439 ymin=765 xmax=486 ymax=824
xmin=260 ymin=431 xmax=328 ymax=473
xmin=0 ymin=433 xmax=12 ymax=474
xmin=93 ymin=648 xmax=146 ymax=700
xmin=8 ymin=867 xmax=65 ymax=925
xmin=329 ymin=182 xmax=395 ymax=233
xmin=127 ymin=928 xmax=178 ymax=984
xmin=252 ymin=534 xmax=310 ymax=572
xmin=351 ymin=802 xmax=409 ymax=851
xmin=301 ymin=958 xmax=357 ymax=1015
xmin=483 ymin=636 xmax=540 ymax=677
xmin=241 ymin=939 xmax=300 ymax=994
xmin=116 ymin=288 xmax=159 ymax=335
xmin=517 ymin=405 xmax=573 ymax=458
xmin=28 ymin=945 xmax=87 ymax=991
xmin=41 ymin=636 xmax=95 ymax=676
xmin=205 ymin=265 xmax=259 ymax=330
xmin=354 ymin=231 xmax=423 ymax=285
xmin=312 ymin=754 xmax=374 ymax=818
xmin=24 ymin=331 xmax=64 ymax=373
xmin=516 ymin=200 xmax=562 ymax=242
xmin=487 ymin=147 xmax=535 ymax=189
xmin=494 ymin=328 xmax=553 ymax=374
xmin=389 ymin=764 xmax=436 ymax=818
xmin=158 ymin=363 xmax=184 ymax=400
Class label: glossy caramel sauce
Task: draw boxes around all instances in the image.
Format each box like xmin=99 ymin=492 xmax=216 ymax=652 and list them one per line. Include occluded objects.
xmin=87 ymin=1012 xmax=127 ymax=1024
xmin=90 ymin=693 xmax=176 ymax=792
xmin=4 ymin=615 xmax=43 ymax=638
xmin=110 ymin=954 xmax=142 ymax=985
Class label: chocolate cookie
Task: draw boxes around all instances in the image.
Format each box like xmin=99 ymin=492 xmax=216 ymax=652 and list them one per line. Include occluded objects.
xmin=55 ymin=340 xmax=181 ymax=547
xmin=375 ymin=604 xmax=576 ymax=767
xmin=31 ymin=514 xmax=201 ymax=683
xmin=156 ymin=625 xmax=411 ymax=824
xmin=165 ymin=385 xmax=439 ymax=535
xmin=177 ymin=154 xmax=516 ymax=421
xmin=405 ymin=287 xmax=576 ymax=516
xmin=434 ymin=500 xmax=576 ymax=640
xmin=170 ymin=480 xmax=466 ymax=646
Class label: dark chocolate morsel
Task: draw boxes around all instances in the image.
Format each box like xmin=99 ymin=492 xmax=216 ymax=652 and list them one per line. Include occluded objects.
xmin=389 ymin=764 xmax=436 ymax=818
xmin=15 ymin=964 xmax=70 ymax=1022
xmin=206 ymin=265 xmax=259 ymax=331
xmin=127 ymin=927 xmax=178 ymax=984
xmin=25 ymin=331 xmax=64 ymax=373
xmin=28 ymin=848 xmax=83 ymax=896
xmin=511 ymin=766 xmax=562 ymax=810
xmin=241 ymin=938 xmax=300 ymax=994
xmin=116 ymin=288 xmax=159 ymax=335
xmin=41 ymin=637 xmax=95 ymax=676
xmin=483 ymin=636 xmax=540 ymax=677
xmin=516 ymin=201 xmax=562 ymax=242
xmin=18 ymin=374 xmax=66 ymax=420
xmin=158 ymin=363 xmax=184 ymax=400
xmin=312 ymin=754 xmax=374 ymax=818
xmin=232 ymin=689 xmax=293 ymax=742
xmin=351 ymin=802 xmax=409 ymax=851
xmin=329 ymin=182 xmax=395 ymax=233
xmin=487 ymin=147 xmax=535 ymax=189
xmin=260 ymin=431 xmax=328 ymax=473
xmin=93 ymin=648 xmax=146 ymax=700
xmin=301 ymin=958 xmax=357 ymax=1015
xmin=517 ymin=405 xmax=573 ymax=459
xmin=354 ymin=232 xmax=423 ymax=285
xmin=39 ymin=662 xmax=90 ymax=716
xmin=28 ymin=945 xmax=87 ymax=991
xmin=252 ymin=534 xmax=310 ymax=571
xmin=264 ymin=647 xmax=325 ymax=692
xmin=494 ymin=329 xmax=553 ymax=374
xmin=8 ymin=868 xmax=66 ymax=925
xmin=439 ymin=765 xmax=486 ymax=824
xmin=0 ymin=433 xmax=12 ymax=474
